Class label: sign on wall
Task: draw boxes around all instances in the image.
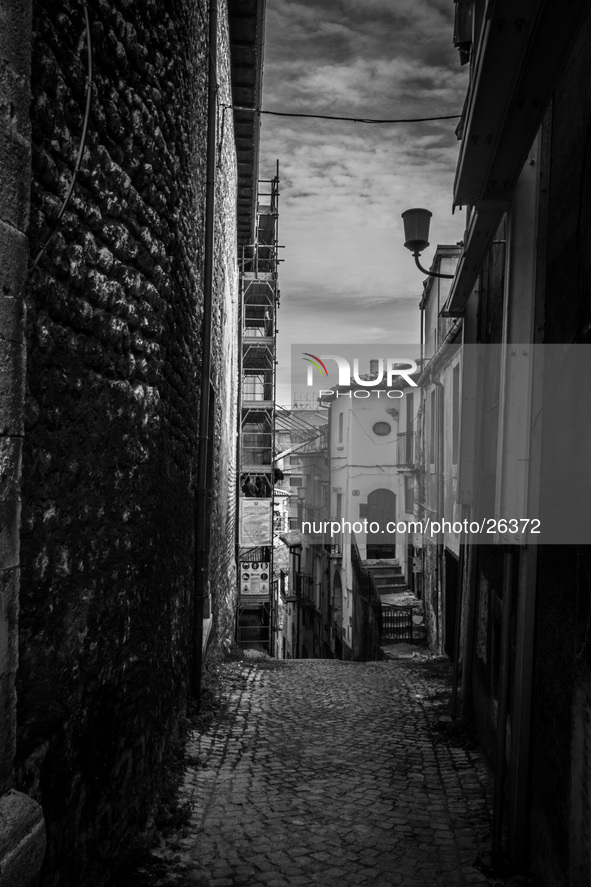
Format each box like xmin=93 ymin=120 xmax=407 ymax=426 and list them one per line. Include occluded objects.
xmin=240 ymin=561 xmax=270 ymax=597
xmin=239 ymin=498 xmax=272 ymax=547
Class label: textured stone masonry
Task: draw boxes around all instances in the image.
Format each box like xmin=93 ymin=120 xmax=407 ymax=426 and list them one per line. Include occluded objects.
xmin=11 ymin=1 xmax=240 ymax=884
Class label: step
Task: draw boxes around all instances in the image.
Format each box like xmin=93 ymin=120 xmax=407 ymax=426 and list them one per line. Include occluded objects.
xmin=379 ymin=588 xmax=410 ymax=599
xmin=363 ymin=560 xmax=401 ymax=569
xmin=367 ymin=570 xmax=404 ymax=585
xmin=373 ymin=573 xmax=406 ymax=585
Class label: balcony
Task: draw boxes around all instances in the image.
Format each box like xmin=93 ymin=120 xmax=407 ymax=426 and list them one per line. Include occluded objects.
xmin=290 ymin=572 xmax=317 ymax=608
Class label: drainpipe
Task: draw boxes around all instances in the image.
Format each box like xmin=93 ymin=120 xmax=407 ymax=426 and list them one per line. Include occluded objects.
xmin=459 ymin=538 xmax=478 ymax=717
xmin=420 ymin=300 xmax=424 ymax=366
xmin=235 ymin=247 xmax=243 ymax=571
xmin=192 ymin=0 xmax=218 ymax=700
xmin=434 ymin=377 xmax=445 ymax=652
xmin=492 ymin=546 xmax=518 ymax=865
xmin=450 ymin=505 xmax=466 ymax=719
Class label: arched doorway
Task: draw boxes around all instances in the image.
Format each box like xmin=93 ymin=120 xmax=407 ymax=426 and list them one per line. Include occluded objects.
xmin=366 ymin=488 xmax=396 ymax=559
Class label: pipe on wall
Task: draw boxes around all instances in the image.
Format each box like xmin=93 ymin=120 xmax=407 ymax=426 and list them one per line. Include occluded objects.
xmin=434 ymin=377 xmax=445 ymax=651
xmin=192 ymin=0 xmax=218 ymax=701
xmin=450 ymin=505 xmax=466 ymax=718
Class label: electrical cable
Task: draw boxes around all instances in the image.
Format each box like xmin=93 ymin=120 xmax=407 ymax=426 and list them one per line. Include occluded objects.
xmin=30 ymin=0 xmax=221 ymax=273
xmin=196 ymin=0 xmax=219 ymax=93
xmin=228 ymin=105 xmax=462 ymax=124
xmin=30 ymin=1 xmax=93 ymax=272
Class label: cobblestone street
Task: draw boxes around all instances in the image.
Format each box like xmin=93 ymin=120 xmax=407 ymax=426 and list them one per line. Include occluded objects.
xmin=125 ymin=658 xmax=512 ymax=887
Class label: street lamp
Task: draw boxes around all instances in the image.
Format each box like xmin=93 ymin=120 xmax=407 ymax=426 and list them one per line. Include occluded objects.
xmin=401 ymin=208 xmax=455 ymax=279
xmin=297 ymin=485 xmax=306 ymax=523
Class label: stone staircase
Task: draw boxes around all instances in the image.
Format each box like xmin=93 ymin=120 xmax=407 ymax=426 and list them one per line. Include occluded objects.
xmin=361 ymin=558 xmax=407 ymax=596
xmin=362 ymin=558 xmax=427 ymax=644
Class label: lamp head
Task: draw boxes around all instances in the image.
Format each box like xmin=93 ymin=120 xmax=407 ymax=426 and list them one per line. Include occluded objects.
xmin=402 ymin=207 xmax=432 ymax=254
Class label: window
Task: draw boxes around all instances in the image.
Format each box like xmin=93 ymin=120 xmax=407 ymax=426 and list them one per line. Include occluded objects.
xmin=404 ymin=476 xmax=415 ymax=514
xmin=290 ymin=476 xmax=302 ymax=487
xmin=372 ymin=421 xmax=391 ymax=436
xmin=338 ymin=412 xmax=344 ymax=444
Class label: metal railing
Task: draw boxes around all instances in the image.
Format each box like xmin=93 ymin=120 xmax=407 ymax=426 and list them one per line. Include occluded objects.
xmin=294 ymin=572 xmax=314 ymax=599
xmin=381 ymin=605 xmax=414 ymax=643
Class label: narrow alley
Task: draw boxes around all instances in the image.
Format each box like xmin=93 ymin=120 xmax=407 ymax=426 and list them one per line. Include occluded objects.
xmin=123 ymin=657 xmax=516 ymax=887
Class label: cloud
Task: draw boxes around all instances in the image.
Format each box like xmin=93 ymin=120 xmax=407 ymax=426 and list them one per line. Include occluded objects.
xmin=259 ymin=0 xmax=467 ymax=405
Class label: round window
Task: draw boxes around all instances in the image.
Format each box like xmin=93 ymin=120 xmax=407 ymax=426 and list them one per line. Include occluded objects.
xmin=372 ymin=421 xmax=391 ymax=436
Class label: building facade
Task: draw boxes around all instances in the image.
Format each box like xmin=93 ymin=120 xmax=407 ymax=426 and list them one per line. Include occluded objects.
xmin=415 ymin=247 xmax=462 ymax=654
xmin=318 ymin=379 xmax=420 ymax=659
xmin=437 ymin=2 xmax=591 ymax=883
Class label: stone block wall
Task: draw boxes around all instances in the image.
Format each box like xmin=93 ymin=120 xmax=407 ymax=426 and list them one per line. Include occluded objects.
xmin=10 ymin=1 xmax=240 ymax=884
xmin=0 ymin=0 xmax=31 ymax=799
xmin=0 ymin=0 xmax=47 ymax=883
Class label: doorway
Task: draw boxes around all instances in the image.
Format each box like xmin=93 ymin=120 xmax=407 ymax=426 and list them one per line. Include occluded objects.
xmin=366 ymin=488 xmax=396 ymax=559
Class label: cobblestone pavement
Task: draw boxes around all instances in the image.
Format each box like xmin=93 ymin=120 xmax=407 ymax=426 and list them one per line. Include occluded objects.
xmin=125 ymin=658 xmax=513 ymax=887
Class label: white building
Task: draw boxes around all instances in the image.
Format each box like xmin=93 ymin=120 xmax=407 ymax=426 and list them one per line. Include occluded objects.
xmin=417 ymin=246 xmax=462 ymax=654
xmin=318 ymin=373 xmax=420 ymax=657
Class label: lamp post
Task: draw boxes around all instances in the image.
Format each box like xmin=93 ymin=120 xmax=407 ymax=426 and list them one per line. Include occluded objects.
xmin=401 ymin=208 xmax=455 ymax=279
xmin=297 ymin=485 xmax=306 ymax=525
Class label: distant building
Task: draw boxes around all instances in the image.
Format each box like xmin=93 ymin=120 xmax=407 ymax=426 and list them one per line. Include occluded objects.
xmin=415 ymin=246 xmax=462 ymax=653
xmin=278 ymin=410 xmax=330 ymax=660
xmin=318 ymin=373 xmax=420 ymax=659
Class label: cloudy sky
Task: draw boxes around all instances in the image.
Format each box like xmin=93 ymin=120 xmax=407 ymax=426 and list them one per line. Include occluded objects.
xmin=257 ymin=0 xmax=468 ymax=403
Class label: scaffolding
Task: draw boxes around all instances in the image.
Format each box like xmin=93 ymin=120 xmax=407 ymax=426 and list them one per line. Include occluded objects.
xmin=237 ymin=166 xmax=280 ymax=654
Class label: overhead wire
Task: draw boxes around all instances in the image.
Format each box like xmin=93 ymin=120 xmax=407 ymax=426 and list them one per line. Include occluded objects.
xmin=29 ymin=0 xmax=224 ymax=275
xmin=228 ymin=105 xmax=462 ymax=125
xmin=30 ymin=0 xmax=93 ymax=272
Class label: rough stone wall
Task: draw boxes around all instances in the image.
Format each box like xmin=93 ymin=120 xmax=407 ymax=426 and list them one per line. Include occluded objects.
xmin=14 ymin=1 xmax=239 ymax=884
xmin=204 ymin=37 xmax=239 ymax=661
xmin=0 ymin=0 xmax=32 ymax=800
xmin=0 ymin=1 xmax=47 ymax=883
xmin=420 ymin=541 xmax=440 ymax=651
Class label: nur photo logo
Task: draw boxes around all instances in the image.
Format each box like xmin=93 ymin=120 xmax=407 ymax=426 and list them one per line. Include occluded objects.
xmin=301 ymin=352 xmax=418 ymax=389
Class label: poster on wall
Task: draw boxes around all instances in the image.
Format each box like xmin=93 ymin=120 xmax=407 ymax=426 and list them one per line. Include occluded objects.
xmin=239 ymin=498 xmax=273 ymax=547
xmin=240 ymin=561 xmax=270 ymax=598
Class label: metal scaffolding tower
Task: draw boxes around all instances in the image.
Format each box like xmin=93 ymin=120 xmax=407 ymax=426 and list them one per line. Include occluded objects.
xmin=237 ymin=167 xmax=280 ymax=654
